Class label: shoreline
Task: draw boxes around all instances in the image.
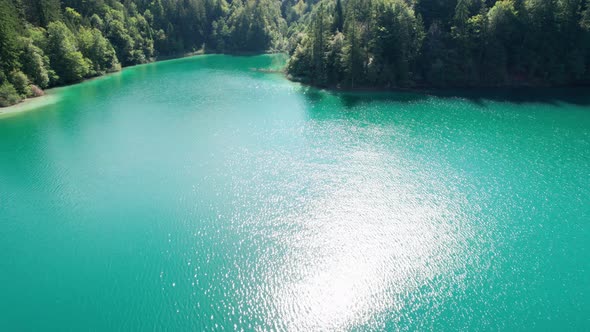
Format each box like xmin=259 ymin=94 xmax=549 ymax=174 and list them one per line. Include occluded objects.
xmin=0 ymin=90 xmax=61 ymax=118
xmin=0 ymin=52 xmax=207 ymax=116
xmin=287 ymin=75 xmax=590 ymax=95
xmin=4 ymin=51 xmax=589 ymax=118
xmin=0 ymin=50 xmax=285 ymax=117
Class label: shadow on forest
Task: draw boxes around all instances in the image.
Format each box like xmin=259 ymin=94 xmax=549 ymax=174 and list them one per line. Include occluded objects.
xmin=299 ymin=85 xmax=590 ymax=110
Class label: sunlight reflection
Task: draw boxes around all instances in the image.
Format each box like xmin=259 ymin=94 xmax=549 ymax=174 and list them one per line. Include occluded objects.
xmin=267 ymin=151 xmax=470 ymax=331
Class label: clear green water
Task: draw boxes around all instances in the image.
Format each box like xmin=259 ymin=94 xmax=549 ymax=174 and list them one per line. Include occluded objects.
xmin=1 ymin=55 xmax=589 ymax=331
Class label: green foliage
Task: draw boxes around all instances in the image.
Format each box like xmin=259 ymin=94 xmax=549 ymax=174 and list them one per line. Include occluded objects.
xmin=289 ymin=0 xmax=590 ymax=88
xmin=583 ymin=4 xmax=590 ymax=30
xmin=0 ymin=82 xmax=21 ymax=107
xmin=1 ymin=0 xmax=299 ymax=107
xmin=455 ymin=0 xmax=472 ymax=27
xmin=9 ymin=70 xmax=31 ymax=97
xmin=78 ymin=27 xmax=121 ymax=75
xmin=341 ymin=7 xmax=364 ymax=88
xmin=0 ymin=0 xmax=21 ymax=75
xmin=105 ymin=13 xmax=136 ymax=66
xmin=211 ymin=0 xmax=287 ymax=53
xmin=21 ymin=0 xmax=62 ymax=27
xmin=90 ymin=14 xmax=104 ymax=31
xmin=370 ymin=0 xmax=425 ymax=86
xmin=64 ymin=7 xmax=82 ymax=28
xmin=46 ymin=21 xmax=90 ymax=84
xmin=20 ymin=37 xmax=51 ymax=88
xmin=289 ymin=0 xmax=425 ymax=88
xmin=333 ymin=0 xmax=344 ymax=32
xmin=2 ymin=0 xmax=590 ymax=108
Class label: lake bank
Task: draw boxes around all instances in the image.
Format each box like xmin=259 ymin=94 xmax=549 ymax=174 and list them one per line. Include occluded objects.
xmin=0 ymin=50 xmax=286 ymax=116
xmin=287 ymin=73 xmax=590 ymax=96
xmin=0 ymin=53 xmax=200 ymax=114
xmin=0 ymin=91 xmax=61 ymax=118
xmin=6 ymin=50 xmax=590 ymax=118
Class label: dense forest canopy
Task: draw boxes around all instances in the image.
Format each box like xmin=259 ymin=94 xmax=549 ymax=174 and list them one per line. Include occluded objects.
xmin=1 ymin=0 xmax=590 ymax=106
xmin=0 ymin=0 xmax=292 ymax=106
xmin=288 ymin=0 xmax=590 ymax=88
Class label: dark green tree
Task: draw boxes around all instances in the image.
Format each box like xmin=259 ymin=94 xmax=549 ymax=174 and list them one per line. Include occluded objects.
xmin=46 ymin=21 xmax=90 ymax=84
xmin=333 ymin=0 xmax=344 ymax=32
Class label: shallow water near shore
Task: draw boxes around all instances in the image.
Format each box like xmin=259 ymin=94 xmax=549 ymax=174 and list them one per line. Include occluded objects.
xmin=1 ymin=54 xmax=589 ymax=330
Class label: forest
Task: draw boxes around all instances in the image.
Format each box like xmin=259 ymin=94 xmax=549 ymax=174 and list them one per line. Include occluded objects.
xmin=1 ymin=0 xmax=590 ymax=106
xmin=288 ymin=0 xmax=590 ymax=88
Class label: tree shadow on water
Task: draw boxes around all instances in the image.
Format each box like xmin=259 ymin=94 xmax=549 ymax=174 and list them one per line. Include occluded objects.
xmin=429 ymin=87 xmax=590 ymax=107
xmin=299 ymin=85 xmax=590 ymax=110
xmin=299 ymin=86 xmax=429 ymax=109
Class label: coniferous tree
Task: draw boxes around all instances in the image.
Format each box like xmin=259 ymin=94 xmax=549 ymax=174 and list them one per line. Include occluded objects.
xmin=2 ymin=0 xmax=590 ymax=107
xmin=333 ymin=0 xmax=343 ymax=32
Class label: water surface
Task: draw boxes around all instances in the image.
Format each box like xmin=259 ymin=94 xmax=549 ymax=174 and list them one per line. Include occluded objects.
xmin=1 ymin=55 xmax=589 ymax=331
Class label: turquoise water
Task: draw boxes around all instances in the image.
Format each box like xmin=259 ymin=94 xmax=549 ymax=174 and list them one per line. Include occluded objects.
xmin=1 ymin=55 xmax=589 ymax=331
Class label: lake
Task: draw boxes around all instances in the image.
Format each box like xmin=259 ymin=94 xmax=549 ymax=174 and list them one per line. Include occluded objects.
xmin=0 ymin=54 xmax=589 ymax=330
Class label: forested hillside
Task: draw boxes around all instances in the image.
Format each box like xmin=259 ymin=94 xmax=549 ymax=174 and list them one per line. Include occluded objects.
xmin=288 ymin=0 xmax=590 ymax=88
xmin=0 ymin=0 xmax=291 ymax=106
xmin=2 ymin=0 xmax=590 ymax=107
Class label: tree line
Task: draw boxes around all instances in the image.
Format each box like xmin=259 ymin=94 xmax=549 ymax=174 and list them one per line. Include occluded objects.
xmin=287 ymin=0 xmax=590 ymax=89
xmin=2 ymin=0 xmax=590 ymax=107
xmin=0 ymin=0 xmax=288 ymax=106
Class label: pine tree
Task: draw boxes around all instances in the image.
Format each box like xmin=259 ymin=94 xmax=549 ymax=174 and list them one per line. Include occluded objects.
xmin=0 ymin=0 xmax=21 ymax=76
xmin=333 ymin=0 xmax=344 ymax=32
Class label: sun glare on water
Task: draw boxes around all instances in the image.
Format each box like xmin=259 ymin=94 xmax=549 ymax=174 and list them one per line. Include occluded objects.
xmin=239 ymin=148 xmax=475 ymax=331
